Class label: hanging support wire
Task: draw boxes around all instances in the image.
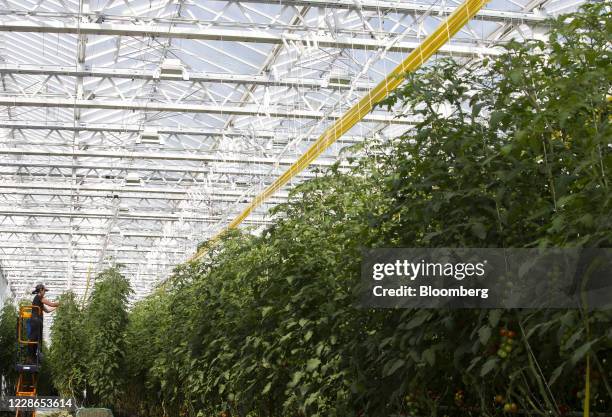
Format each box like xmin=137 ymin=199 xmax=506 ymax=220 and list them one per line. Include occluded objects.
xmin=81 ymin=264 xmax=92 ymax=308
xmin=190 ymin=0 xmax=492 ymax=262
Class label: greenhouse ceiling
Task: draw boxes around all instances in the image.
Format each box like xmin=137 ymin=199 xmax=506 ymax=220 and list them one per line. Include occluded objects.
xmin=0 ymin=0 xmax=584 ymax=301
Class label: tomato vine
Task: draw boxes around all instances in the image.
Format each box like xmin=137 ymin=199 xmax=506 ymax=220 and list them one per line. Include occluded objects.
xmin=48 ymin=268 xmax=132 ymax=408
xmin=0 ymin=302 xmax=17 ymax=397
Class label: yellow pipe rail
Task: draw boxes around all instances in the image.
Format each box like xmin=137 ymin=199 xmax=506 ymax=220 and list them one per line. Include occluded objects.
xmin=191 ymin=0 xmax=490 ymax=262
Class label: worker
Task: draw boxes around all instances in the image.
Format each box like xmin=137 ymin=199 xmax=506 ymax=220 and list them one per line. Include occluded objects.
xmin=28 ymin=284 xmax=59 ymax=363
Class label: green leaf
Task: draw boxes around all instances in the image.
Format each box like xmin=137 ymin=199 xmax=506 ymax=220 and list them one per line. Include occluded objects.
xmin=489 ymin=111 xmax=504 ymax=128
xmin=466 ymin=356 xmax=482 ymax=373
xmin=548 ymin=363 xmax=565 ymax=386
xmin=488 ymin=310 xmax=502 ymax=328
xmin=261 ymin=306 xmax=273 ymax=318
xmin=508 ymin=70 xmax=522 ymax=83
xmin=291 ymin=371 xmax=304 ymax=386
xmin=500 ymin=144 xmax=513 ymax=155
xmin=471 ymin=102 xmax=484 ymax=118
xmin=478 ymin=326 xmax=492 ymax=345
xmin=383 ymin=359 xmax=405 ymax=377
xmin=571 ymin=339 xmax=599 ymax=365
xmin=422 ymin=349 xmax=436 ymax=366
xmin=480 ymin=358 xmax=499 ymax=377
xmin=471 ymin=222 xmax=486 ymax=240
xmin=262 ymin=381 xmax=272 ymax=394
xmin=403 ymin=312 xmax=430 ymax=330
xmin=306 ymin=358 xmax=321 ymax=372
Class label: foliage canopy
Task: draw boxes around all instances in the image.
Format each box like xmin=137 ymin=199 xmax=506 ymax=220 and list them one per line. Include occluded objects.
xmin=43 ymin=3 xmax=611 ymax=416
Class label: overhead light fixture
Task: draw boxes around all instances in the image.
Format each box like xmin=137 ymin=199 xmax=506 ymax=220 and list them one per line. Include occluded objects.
xmin=159 ymin=58 xmax=188 ymax=79
xmin=328 ymin=69 xmax=351 ymax=87
xmin=137 ymin=128 xmax=161 ymax=145
xmin=125 ymin=172 xmax=141 ymax=186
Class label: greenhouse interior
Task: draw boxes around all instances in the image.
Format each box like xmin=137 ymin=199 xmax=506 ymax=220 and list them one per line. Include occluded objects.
xmin=0 ymin=0 xmax=610 ymax=416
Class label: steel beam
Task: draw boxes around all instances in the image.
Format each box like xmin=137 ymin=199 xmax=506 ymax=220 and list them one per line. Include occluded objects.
xmin=0 ymin=244 xmax=186 ymax=253
xmin=3 ymin=267 xmax=160 ymax=275
xmin=0 ymin=161 xmax=320 ymax=177
xmin=0 ymin=120 xmax=277 ymax=136
xmin=0 ymin=228 xmax=191 ymax=238
xmin=0 ymin=170 xmax=283 ymax=185
xmin=0 ymin=256 xmax=182 ymax=266
xmin=0 ymin=189 xmax=287 ymax=204
xmin=0 ymin=180 xmax=290 ymax=198
xmin=0 ymin=148 xmax=352 ymax=167
xmin=0 ymin=4 xmax=548 ymax=24
xmin=0 ymin=97 xmax=415 ymax=124
xmin=0 ymin=64 xmax=374 ymax=90
xmin=0 ymin=21 xmax=502 ymax=56
xmin=235 ymin=0 xmax=548 ymax=22
xmin=0 ymin=189 xmax=288 ymax=206
xmin=0 ymin=169 xmax=305 ymax=191
xmin=0 ymin=208 xmax=275 ymax=223
xmin=0 ymin=121 xmax=368 ymax=146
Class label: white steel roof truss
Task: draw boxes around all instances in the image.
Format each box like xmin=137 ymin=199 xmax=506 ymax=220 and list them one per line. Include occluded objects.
xmin=0 ymin=0 xmax=582 ymax=307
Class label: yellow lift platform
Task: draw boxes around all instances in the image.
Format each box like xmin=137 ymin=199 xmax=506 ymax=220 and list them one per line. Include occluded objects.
xmin=14 ymin=305 xmax=41 ymax=417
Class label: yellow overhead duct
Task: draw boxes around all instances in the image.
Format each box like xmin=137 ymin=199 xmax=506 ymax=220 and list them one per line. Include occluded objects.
xmin=191 ymin=0 xmax=490 ymax=262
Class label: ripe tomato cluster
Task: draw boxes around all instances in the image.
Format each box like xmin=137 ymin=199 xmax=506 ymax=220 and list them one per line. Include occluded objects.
xmin=454 ymin=389 xmax=464 ymax=406
xmin=494 ymin=395 xmax=518 ymax=414
xmin=504 ymin=403 xmax=519 ymax=413
xmin=497 ymin=327 xmax=517 ymax=359
xmin=403 ymin=393 xmax=419 ymax=415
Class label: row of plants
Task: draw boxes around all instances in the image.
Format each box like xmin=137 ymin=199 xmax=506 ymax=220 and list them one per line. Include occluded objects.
xmin=0 ymin=302 xmax=18 ymax=397
xmin=47 ymin=267 xmax=132 ymax=408
xmin=1 ymin=3 xmax=608 ymax=416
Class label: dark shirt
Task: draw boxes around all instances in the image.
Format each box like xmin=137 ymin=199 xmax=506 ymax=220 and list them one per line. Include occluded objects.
xmin=32 ymin=294 xmax=44 ymax=320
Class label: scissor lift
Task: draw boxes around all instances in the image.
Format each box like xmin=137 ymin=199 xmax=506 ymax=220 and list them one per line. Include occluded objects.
xmin=14 ymin=305 xmax=41 ymax=417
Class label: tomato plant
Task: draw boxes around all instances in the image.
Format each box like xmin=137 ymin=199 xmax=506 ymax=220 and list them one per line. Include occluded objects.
xmin=49 ymin=268 xmax=132 ymax=408
xmin=48 ymin=292 xmax=88 ymax=399
xmin=84 ymin=268 xmax=132 ymax=406
xmin=0 ymin=302 xmax=17 ymax=396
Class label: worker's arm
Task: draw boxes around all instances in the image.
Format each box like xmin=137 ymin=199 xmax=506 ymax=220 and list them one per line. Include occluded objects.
xmin=43 ymin=305 xmax=53 ymax=313
xmin=41 ymin=297 xmax=59 ymax=308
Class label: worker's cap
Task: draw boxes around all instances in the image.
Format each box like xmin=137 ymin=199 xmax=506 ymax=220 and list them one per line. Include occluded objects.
xmin=32 ymin=283 xmax=49 ymax=294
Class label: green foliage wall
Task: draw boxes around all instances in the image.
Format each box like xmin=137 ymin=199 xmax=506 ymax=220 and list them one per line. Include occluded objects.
xmin=42 ymin=3 xmax=610 ymax=417
xmin=0 ymin=302 xmax=17 ymax=396
xmin=47 ymin=268 xmax=132 ymax=409
xmin=84 ymin=268 xmax=132 ymax=406
xmin=110 ymin=4 xmax=610 ymax=416
xmin=48 ymin=292 xmax=88 ymax=398
xmin=119 ymin=291 xmax=168 ymax=417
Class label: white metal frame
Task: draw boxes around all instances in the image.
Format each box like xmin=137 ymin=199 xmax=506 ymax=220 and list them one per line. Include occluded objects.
xmin=0 ymin=0 xmax=583 ymax=307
